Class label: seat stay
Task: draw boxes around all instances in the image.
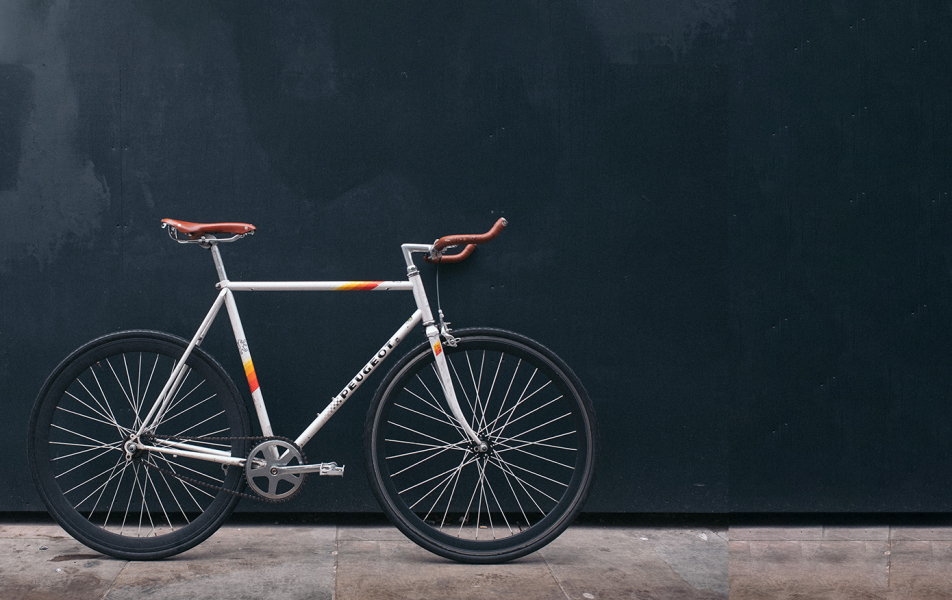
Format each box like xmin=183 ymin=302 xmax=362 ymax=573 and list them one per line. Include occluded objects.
xmin=135 ymin=287 xmax=229 ymax=439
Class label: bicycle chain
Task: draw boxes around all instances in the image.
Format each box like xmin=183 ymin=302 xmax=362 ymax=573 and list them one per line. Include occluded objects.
xmin=136 ymin=434 xmax=308 ymax=504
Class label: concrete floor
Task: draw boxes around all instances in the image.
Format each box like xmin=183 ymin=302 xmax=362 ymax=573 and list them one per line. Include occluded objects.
xmin=2 ymin=516 xmax=951 ymax=599
xmin=729 ymin=525 xmax=952 ymax=600
xmin=2 ymin=515 xmax=726 ymax=600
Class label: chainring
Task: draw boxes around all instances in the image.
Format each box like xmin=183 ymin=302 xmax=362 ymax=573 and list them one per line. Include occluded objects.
xmin=245 ymin=439 xmax=307 ymax=501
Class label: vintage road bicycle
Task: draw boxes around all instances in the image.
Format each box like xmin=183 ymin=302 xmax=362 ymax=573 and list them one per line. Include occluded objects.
xmin=28 ymin=218 xmax=598 ymax=563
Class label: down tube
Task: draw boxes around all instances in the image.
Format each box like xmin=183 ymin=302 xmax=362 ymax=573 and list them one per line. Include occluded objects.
xmin=296 ymin=310 xmax=423 ymax=448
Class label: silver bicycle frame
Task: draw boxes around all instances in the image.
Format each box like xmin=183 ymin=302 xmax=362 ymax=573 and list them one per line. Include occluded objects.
xmin=134 ymin=241 xmax=482 ymax=467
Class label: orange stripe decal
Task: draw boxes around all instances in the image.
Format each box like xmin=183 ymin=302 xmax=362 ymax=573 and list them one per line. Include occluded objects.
xmin=243 ymin=359 xmax=259 ymax=393
xmin=336 ymin=281 xmax=383 ymax=291
xmin=433 ymin=341 xmax=442 ymax=356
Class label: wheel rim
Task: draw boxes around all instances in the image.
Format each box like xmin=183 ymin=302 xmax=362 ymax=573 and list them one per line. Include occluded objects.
xmin=375 ymin=336 xmax=591 ymax=550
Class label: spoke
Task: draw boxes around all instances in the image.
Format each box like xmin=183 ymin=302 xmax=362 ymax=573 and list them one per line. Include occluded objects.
xmin=143 ymin=465 xmax=175 ymax=533
xmin=51 ymin=423 xmax=115 ymax=448
xmin=71 ymin=456 xmax=126 ymax=508
xmin=134 ymin=353 xmax=143 ymax=419
xmin=440 ymin=454 xmax=471 ymax=530
xmin=134 ymin=463 xmax=146 ymax=537
xmin=122 ymin=355 xmax=140 ymax=428
xmin=158 ymin=456 xmax=225 ymax=485
xmin=487 ymin=456 xmax=553 ymax=511
xmin=139 ymin=353 xmax=161 ymax=422
xmin=480 ymin=465 xmax=514 ymax=537
xmin=148 ymin=460 xmax=190 ymax=525
xmin=481 ymin=352 xmax=505 ymax=434
xmin=102 ymin=458 xmax=129 ymax=530
xmin=56 ymin=405 xmax=125 ymax=430
xmin=131 ymin=461 xmax=158 ymax=538
xmin=415 ymin=465 xmax=463 ymax=515
xmin=487 ymin=367 xmax=540 ymax=436
xmin=446 ymin=356 xmax=479 ymax=431
xmin=118 ymin=462 xmax=138 ymax=536
xmin=62 ymin=391 xmax=120 ymax=431
xmin=158 ymin=393 xmax=217 ymax=428
xmin=390 ymin=444 xmax=459 ymax=478
xmin=458 ymin=459 xmax=485 ymax=537
xmin=105 ymin=358 xmax=139 ymax=428
xmin=493 ymin=430 xmax=577 ymax=453
xmin=387 ymin=420 xmax=459 ymax=450
xmin=494 ymin=411 xmax=571 ymax=448
xmin=474 ymin=460 xmax=490 ymax=539
xmin=153 ymin=454 xmax=216 ymax=504
xmin=493 ymin=456 xmax=532 ymax=529
xmin=488 ymin=377 xmax=553 ymax=439
xmin=492 ymin=453 xmax=568 ymax=492
xmin=490 ymin=358 xmax=522 ymax=432
xmin=170 ymin=409 xmax=225 ymax=438
xmin=78 ymin=371 xmax=123 ymax=436
xmin=159 ymin=377 xmax=205 ymax=420
xmin=394 ymin=402 xmax=460 ymax=431
xmin=156 ymin=371 xmax=200 ymax=425
xmin=57 ymin=447 xmax=122 ymax=488
xmin=412 ymin=374 xmax=469 ymax=440
xmin=489 ymin=393 xmax=561 ymax=439
xmin=493 ymin=441 xmax=576 ymax=471
xmin=465 ymin=350 xmax=490 ymax=432
xmin=398 ymin=457 xmax=478 ymax=496
xmin=385 ymin=439 xmax=468 ymax=459
xmin=148 ymin=366 xmax=191 ymax=430
xmin=178 ymin=427 xmax=231 ymax=440
xmin=52 ymin=441 xmax=123 ymax=462
xmin=411 ymin=452 xmax=471 ymax=517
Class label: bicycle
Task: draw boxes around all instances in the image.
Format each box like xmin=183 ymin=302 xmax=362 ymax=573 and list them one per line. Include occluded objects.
xmin=28 ymin=218 xmax=598 ymax=564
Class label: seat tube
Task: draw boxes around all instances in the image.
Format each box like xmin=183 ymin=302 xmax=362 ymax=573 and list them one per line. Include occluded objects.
xmin=222 ymin=289 xmax=274 ymax=436
xmin=406 ymin=263 xmax=483 ymax=447
xmin=212 ymin=244 xmax=275 ymax=438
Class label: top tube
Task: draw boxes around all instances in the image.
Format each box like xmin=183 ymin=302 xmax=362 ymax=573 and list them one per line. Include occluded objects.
xmin=220 ymin=281 xmax=413 ymax=292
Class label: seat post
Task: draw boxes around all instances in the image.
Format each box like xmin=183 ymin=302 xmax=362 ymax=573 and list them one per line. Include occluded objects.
xmin=209 ymin=243 xmax=229 ymax=283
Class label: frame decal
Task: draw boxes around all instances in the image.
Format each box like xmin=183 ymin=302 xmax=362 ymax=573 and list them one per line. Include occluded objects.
xmin=336 ymin=281 xmax=383 ymax=291
xmin=244 ymin=358 xmax=259 ymax=393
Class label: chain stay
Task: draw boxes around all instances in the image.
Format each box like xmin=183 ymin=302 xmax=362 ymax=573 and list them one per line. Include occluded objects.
xmin=137 ymin=434 xmax=307 ymax=503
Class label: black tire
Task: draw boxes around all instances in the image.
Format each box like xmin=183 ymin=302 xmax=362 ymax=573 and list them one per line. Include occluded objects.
xmin=364 ymin=328 xmax=597 ymax=563
xmin=28 ymin=331 xmax=251 ymax=560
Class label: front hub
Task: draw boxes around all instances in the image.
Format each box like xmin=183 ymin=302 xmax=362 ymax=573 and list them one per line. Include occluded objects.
xmin=470 ymin=437 xmax=494 ymax=457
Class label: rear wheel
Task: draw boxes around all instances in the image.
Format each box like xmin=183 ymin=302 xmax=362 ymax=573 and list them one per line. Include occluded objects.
xmin=365 ymin=328 xmax=597 ymax=563
xmin=28 ymin=331 xmax=251 ymax=560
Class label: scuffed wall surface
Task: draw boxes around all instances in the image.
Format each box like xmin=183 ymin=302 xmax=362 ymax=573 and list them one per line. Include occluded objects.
xmin=2 ymin=0 xmax=949 ymax=513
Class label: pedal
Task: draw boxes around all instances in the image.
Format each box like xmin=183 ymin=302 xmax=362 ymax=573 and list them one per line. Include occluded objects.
xmin=320 ymin=462 xmax=344 ymax=476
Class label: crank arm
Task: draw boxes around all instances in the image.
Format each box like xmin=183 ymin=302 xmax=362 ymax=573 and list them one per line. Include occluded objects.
xmin=270 ymin=462 xmax=345 ymax=476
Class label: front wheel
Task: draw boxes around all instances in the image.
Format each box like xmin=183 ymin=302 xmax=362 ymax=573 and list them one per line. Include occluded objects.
xmin=364 ymin=328 xmax=598 ymax=563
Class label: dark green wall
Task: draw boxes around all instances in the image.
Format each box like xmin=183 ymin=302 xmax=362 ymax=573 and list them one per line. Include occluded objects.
xmin=1 ymin=0 xmax=949 ymax=513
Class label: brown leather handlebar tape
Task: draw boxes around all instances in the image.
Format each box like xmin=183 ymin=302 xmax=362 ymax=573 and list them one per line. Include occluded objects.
xmin=424 ymin=218 xmax=508 ymax=264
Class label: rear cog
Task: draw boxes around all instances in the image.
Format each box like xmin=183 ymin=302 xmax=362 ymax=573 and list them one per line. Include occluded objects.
xmin=245 ymin=439 xmax=306 ymax=501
